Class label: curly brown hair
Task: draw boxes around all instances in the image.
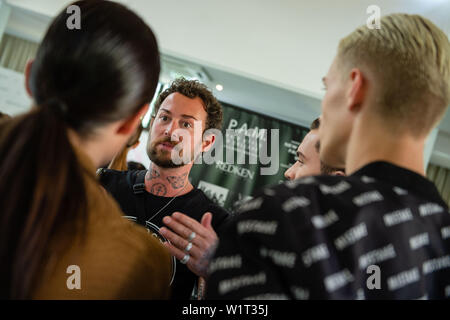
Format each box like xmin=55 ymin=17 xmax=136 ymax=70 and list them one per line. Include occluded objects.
xmin=154 ymin=77 xmax=223 ymax=130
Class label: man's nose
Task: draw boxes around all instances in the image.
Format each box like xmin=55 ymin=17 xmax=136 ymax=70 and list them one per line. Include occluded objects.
xmin=164 ymin=121 xmax=180 ymax=138
xmin=284 ymin=167 xmax=293 ymax=180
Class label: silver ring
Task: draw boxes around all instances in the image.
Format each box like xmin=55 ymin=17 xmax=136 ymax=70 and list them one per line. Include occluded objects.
xmin=180 ymin=254 xmax=190 ymax=264
xmin=185 ymin=242 xmax=193 ymax=252
xmin=187 ymin=232 xmax=196 ymax=242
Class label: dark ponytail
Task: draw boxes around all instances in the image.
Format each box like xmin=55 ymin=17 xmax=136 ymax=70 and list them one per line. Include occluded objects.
xmin=0 ymin=102 xmax=87 ymax=299
xmin=0 ymin=0 xmax=160 ymax=298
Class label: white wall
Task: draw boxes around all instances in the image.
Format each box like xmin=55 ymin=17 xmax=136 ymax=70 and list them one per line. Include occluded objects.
xmin=3 ymin=0 xmax=450 ymax=169
xmin=0 ymin=66 xmax=31 ymax=116
xmin=0 ymin=0 xmax=11 ymax=44
xmin=5 ymin=0 xmax=450 ymax=98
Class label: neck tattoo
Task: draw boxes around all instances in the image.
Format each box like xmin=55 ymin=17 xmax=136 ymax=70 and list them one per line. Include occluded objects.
xmin=145 ymin=166 xmax=190 ymax=223
xmin=145 ymin=164 xmax=190 ymax=197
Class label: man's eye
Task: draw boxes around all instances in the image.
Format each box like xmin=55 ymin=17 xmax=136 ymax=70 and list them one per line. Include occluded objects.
xmin=183 ymin=122 xmax=192 ymax=128
xmin=160 ymin=115 xmax=168 ymax=121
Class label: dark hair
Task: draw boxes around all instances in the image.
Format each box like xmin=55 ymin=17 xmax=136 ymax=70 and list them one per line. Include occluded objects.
xmin=0 ymin=0 xmax=160 ymax=299
xmin=309 ymin=117 xmax=345 ymax=175
xmin=153 ymin=77 xmax=223 ymax=130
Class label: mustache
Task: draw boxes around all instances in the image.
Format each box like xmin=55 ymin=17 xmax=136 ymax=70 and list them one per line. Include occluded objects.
xmin=153 ymin=136 xmax=181 ymax=146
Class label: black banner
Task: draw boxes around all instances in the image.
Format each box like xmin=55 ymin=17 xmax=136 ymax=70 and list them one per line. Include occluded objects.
xmin=189 ymin=102 xmax=308 ymax=213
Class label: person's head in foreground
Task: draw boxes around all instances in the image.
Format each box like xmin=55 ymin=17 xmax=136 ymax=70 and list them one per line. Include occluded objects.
xmin=320 ymin=14 xmax=450 ymax=174
xmin=285 ymin=117 xmax=345 ymax=180
xmin=0 ymin=0 xmax=166 ymax=299
xmin=205 ymin=13 xmax=450 ymax=300
xmin=147 ymin=77 xmax=222 ymax=168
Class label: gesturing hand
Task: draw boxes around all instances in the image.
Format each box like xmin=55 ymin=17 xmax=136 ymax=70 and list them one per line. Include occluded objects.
xmin=160 ymin=211 xmax=218 ymax=278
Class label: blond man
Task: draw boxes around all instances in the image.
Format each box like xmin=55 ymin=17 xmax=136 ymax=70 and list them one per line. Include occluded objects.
xmin=206 ymin=14 xmax=450 ymax=299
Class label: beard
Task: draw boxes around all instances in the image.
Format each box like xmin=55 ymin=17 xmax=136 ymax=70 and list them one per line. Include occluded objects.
xmin=147 ymin=136 xmax=189 ymax=168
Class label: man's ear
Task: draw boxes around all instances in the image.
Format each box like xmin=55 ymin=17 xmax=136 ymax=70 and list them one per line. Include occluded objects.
xmin=24 ymin=59 xmax=34 ymax=98
xmin=117 ymin=103 xmax=149 ymax=135
xmin=201 ymin=133 xmax=216 ymax=153
xmin=347 ymin=68 xmax=365 ymax=112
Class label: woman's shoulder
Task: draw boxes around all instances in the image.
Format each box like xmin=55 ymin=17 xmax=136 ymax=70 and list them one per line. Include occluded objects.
xmin=70 ymin=175 xmax=172 ymax=298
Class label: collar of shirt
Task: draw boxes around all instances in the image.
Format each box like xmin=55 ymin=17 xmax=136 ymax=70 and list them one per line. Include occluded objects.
xmin=351 ymin=161 xmax=446 ymax=208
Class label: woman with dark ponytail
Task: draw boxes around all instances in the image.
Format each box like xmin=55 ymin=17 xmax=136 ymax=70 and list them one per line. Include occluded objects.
xmin=0 ymin=0 xmax=171 ymax=299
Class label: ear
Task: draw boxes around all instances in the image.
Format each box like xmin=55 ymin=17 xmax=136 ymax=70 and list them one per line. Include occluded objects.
xmin=24 ymin=59 xmax=34 ymax=98
xmin=201 ymin=132 xmax=216 ymax=152
xmin=347 ymin=68 xmax=365 ymax=112
xmin=117 ymin=103 xmax=149 ymax=135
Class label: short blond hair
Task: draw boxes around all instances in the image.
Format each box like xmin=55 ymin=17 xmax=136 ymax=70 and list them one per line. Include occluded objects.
xmin=337 ymin=14 xmax=450 ymax=136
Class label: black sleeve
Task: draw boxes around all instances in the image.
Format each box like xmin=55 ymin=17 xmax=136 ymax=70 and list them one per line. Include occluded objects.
xmin=205 ymin=194 xmax=292 ymax=300
xmin=205 ymin=181 xmax=328 ymax=300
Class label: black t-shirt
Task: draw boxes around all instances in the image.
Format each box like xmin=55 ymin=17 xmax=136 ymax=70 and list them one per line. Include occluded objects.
xmin=99 ymin=169 xmax=230 ymax=300
xmin=206 ymin=161 xmax=450 ymax=299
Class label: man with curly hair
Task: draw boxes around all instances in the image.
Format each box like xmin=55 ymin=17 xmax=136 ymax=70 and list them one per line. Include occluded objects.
xmin=99 ymin=78 xmax=229 ymax=299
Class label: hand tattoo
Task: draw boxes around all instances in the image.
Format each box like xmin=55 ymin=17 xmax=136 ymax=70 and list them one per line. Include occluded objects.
xmin=194 ymin=240 xmax=218 ymax=278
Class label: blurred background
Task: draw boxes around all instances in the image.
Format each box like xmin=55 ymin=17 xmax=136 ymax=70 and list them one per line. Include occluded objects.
xmin=1 ymin=0 xmax=449 ymax=210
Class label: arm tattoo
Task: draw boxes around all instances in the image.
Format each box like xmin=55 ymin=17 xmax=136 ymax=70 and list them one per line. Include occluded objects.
xmin=167 ymin=173 xmax=188 ymax=189
xmin=150 ymin=183 xmax=167 ymax=196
